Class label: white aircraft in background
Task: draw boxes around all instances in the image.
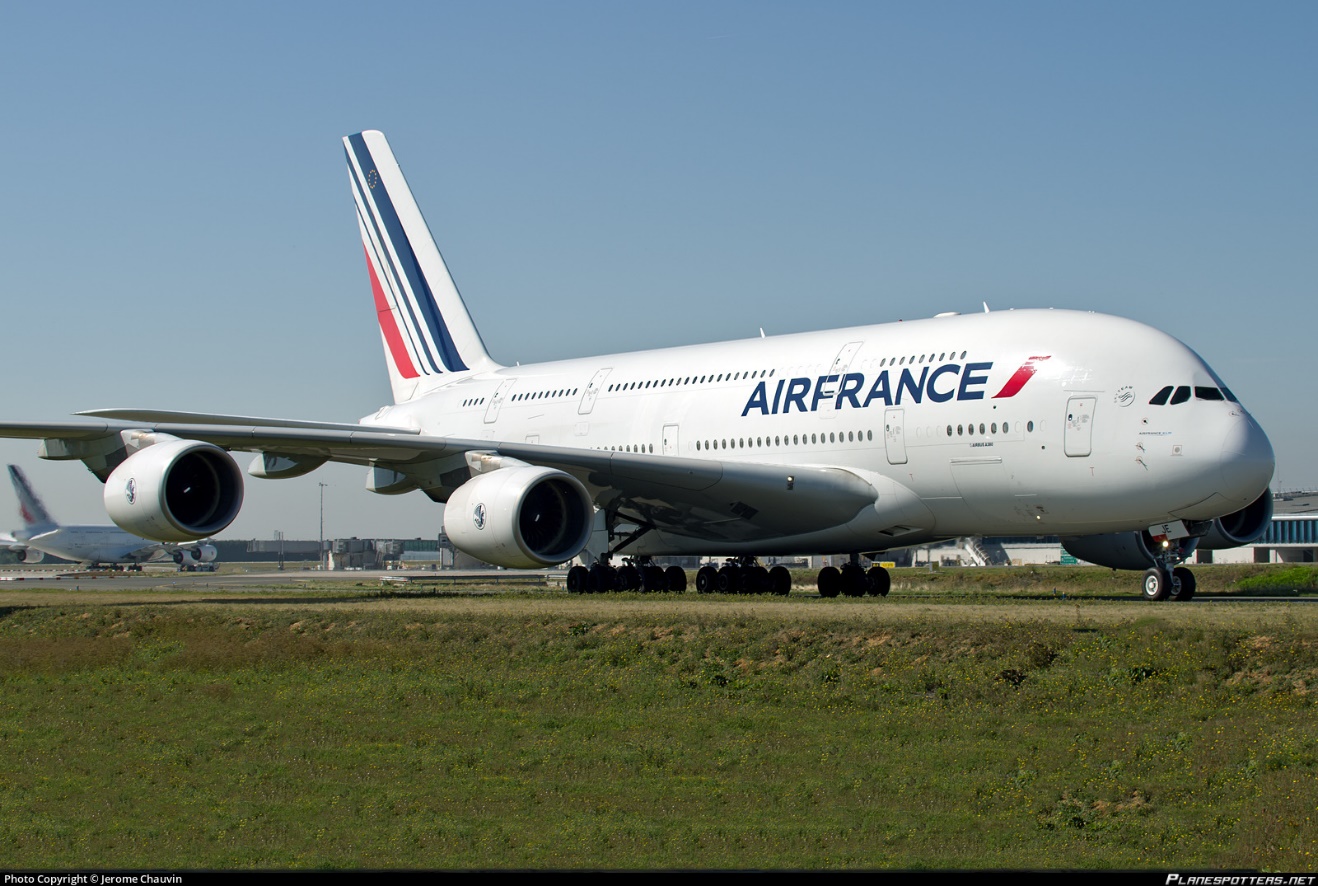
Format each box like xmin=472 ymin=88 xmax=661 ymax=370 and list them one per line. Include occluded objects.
xmin=0 ymin=131 xmax=1274 ymax=599
xmin=0 ymin=465 xmax=217 ymax=570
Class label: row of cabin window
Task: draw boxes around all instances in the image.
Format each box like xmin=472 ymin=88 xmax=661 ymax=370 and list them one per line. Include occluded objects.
xmin=604 ymin=350 xmax=975 ymax=395
xmin=1148 ymin=385 xmax=1236 ymax=405
xmin=945 ymin=421 xmax=1034 ymax=437
xmin=879 ymin=350 xmax=969 ymax=366
xmin=609 ymin=369 xmax=773 ymax=393
xmin=697 ymin=430 xmax=875 ymax=451
xmin=513 ymin=388 xmax=579 ymax=402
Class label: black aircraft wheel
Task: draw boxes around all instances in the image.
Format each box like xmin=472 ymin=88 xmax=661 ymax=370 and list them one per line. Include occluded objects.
xmin=588 ymin=563 xmax=615 ymax=593
xmin=818 ymin=566 xmax=841 ymax=598
xmin=696 ymin=565 xmax=717 ymax=593
xmin=866 ymin=565 xmax=891 ymax=597
xmin=616 ymin=564 xmax=640 ymax=592
xmin=1170 ymin=566 xmax=1197 ymax=601
xmin=642 ymin=565 xmax=665 ymax=593
xmin=717 ymin=565 xmax=741 ymax=594
xmin=566 ymin=565 xmax=589 ymax=593
xmin=1141 ymin=567 xmax=1170 ymax=601
xmin=769 ymin=565 xmax=792 ymax=596
xmin=749 ymin=565 xmax=770 ymax=594
xmin=840 ymin=562 xmax=867 ymax=597
xmin=664 ymin=565 xmax=687 ymax=593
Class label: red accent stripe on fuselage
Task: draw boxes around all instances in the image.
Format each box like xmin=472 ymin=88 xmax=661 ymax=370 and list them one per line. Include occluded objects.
xmin=992 ymin=355 xmax=1050 ymax=398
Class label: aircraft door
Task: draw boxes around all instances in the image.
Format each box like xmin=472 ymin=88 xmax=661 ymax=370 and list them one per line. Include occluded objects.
xmin=818 ymin=341 xmax=864 ymax=417
xmin=662 ymin=424 xmax=680 ymax=456
xmin=1064 ymin=396 xmax=1096 ymax=457
xmin=885 ymin=407 xmax=907 ymax=465
xmin=484 ymin=379 xmax=517 ymax=424
xmin=579 ymin=368 xmax=612 ymax=415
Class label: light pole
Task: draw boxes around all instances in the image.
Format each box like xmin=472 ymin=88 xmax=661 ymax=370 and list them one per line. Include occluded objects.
xmin=318 ymin=482 xmax=328 ymax=570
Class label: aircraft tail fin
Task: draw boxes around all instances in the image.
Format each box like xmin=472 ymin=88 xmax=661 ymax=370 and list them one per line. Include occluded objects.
xmin=8 ymin=465 xmax=57 ymax=531
xmin=344 ymin=130 xmax=499 ymax=403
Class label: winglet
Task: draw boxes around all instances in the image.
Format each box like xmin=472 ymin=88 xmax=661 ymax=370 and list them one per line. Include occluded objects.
xmin=8 ymin=465 xmax=57 ymax=531
xmin=344 ymin=130 xmax=500 ymax=403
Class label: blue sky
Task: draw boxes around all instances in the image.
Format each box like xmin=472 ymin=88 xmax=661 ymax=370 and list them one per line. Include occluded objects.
xmin=0 ymin=1 xmax=1314 ymax=539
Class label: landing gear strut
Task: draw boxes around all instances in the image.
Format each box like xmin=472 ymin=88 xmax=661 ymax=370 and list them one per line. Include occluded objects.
xmin=565 ymin=518 xmax=689 ymax=594
xmin=567 ymin=554 xmax=688 ymax=593
xmin=1141 ymin=539 xmax=1198 ymax=602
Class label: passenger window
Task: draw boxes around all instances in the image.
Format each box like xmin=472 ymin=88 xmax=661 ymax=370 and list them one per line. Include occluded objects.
xmin=1170 ymin=386 xmax=1191 ymax=405
xmin=1150 ymin=386 xmax=1173 ymax=405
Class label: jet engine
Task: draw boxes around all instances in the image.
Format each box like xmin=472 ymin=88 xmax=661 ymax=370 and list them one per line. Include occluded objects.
xmin=172 ymin=544 xmax=219 ymax=567
xmin=1061 ymin=531 xmax=1193 ymax=571
xmin=444 ymin=466 xmax=594 ymax=568
xmin=1197 ymin=490 xmax=1273 ymax=549
xmin=104 ymin=440 xmax=244 ymax=542
xmin=16 ymin=549 xmax=44 ymax=564
xmin=1063 ymin=489 xmax=1274 ymax=569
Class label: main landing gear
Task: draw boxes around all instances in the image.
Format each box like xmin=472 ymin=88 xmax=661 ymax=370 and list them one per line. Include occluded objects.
xmin=817 ymin=554 xmax=890 ymax=598
xmin=694 ymin=557 xmax=791 ymax=595
xmin=566 ymin=555 xmax=687 ymax=593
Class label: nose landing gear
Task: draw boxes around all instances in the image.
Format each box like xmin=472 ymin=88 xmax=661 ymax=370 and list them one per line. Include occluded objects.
xmin=1141 ymin=565 xmax=1197 ymax=601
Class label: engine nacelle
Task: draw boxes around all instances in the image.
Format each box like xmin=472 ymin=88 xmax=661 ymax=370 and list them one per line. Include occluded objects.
xmin=444 ymin=466 xmax=594 ymax=568
xmin=1198 ymin=489 xmax=1273 ymax=549
xmin=17 ymin=549 xmax=44 ymax=564
xmin=172 ymin=543 xmax=218 ymax=566
xmin=104 ymin=440 xmax=244 ymax=542
xmin=1061 ymin=531 xmax=1197 ymax=571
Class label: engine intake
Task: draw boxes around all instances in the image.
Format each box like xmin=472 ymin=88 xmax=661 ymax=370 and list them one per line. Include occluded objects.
xmin=1198 ymin=490 xmax=1273 ymax=549
xmin=104 ymin=440 xmax=244 ymax=542
xmin=1064 ymin=489 xmax=1275 ymax=568
xmin=173 ymin=543 xmax=218 ymax=566
xmin=444 ymin=466 xmax=594 ymax=568
xmin=1061 ymin=531 xmax=1185 ymax=571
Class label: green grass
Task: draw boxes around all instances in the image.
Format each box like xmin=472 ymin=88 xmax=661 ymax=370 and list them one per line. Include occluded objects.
xmin=0 ymin=589 xmax=1315 ymax=868
xmin=1234 ymin=565 xmax=1318 ymax=593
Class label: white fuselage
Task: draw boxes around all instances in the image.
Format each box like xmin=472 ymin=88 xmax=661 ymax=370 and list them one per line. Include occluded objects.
xmin=15 ymin=524 xmax=168 ymax=565
xmin=365 ymin=309 xmax=1273 ymax=557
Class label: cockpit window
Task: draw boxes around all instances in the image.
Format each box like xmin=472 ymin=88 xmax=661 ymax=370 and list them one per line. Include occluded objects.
xmin=1169 ymin=386 xmax=1191 ymax=405
xmin=1149 ymin=386 xmax=1173 ymax=406
xmin=1221 ymin=387 xmax=1238 ymax=402
xmin=1195 ymin=386 xmax=1225 ymax=401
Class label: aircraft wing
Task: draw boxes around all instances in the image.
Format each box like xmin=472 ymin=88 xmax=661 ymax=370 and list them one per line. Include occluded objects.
xmin=0 ymin=416 xmax=885 ymax=543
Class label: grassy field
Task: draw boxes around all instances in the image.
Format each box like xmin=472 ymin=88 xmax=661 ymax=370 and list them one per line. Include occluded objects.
xmin=0 ymin=567 xmax=1315 ymax=869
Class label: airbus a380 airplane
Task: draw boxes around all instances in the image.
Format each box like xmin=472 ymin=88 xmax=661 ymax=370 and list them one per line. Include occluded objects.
xmin=0 ymin=131 xmax=1274 ymax=599
xmin=0 ymin=465 xmax=217 ymax=569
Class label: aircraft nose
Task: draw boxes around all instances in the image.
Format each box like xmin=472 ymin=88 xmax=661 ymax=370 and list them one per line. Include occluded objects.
xmin=1218 ymin=412 xmax=1275 ymax=504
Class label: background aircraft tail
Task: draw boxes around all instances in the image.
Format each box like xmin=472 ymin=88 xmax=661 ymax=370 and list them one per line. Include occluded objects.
xmin=344 ymin=130 xmax=499 ymax=403
xmin=8 ymin=466 xmax=57 ymax=531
